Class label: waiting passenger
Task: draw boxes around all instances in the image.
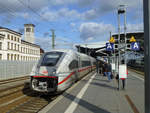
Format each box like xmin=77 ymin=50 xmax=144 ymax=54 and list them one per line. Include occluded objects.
xmin=104 ymin=62 xmax=112 ymax=81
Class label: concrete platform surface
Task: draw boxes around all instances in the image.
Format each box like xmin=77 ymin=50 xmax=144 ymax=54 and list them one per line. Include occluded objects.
xmin=39 ymin=71 xmax=144 ymax=113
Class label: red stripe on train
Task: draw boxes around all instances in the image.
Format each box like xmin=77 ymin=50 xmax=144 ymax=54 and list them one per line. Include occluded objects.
xmin=58 ymin=65 xmax=95 ymax=85
xmin=33 ymin=65 xmax=96 ymax=85
xmin=58 ymin=72 xmax=75 ymax=85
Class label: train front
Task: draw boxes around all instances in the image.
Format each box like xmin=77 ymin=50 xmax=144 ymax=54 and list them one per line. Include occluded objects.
xmin=30 ymin=51 xmax=64 ymax=93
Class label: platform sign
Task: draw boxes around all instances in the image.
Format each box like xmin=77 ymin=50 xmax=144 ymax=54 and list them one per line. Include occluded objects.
xmin=106 ymin=43 xmax=114 ymax=51
xmin=109 ymin=37 xmax=115 ymax=43
xmin=130 ymin=36 xmax=136 ymax=42
xmin=119 ymin=64 xmax=127 ymax=79
xmin=131 ymin=42 xmax=140 ymax=51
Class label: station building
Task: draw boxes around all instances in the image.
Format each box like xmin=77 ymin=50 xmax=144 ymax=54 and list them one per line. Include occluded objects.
xmin=0 ymin=24 xmax=41 ymax=61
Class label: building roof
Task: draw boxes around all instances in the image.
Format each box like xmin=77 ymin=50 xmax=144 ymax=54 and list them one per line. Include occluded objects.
xmin=112 ymin=32 xmax=144 ymax=37
xmin=0 ymin=26 xmax=22 ymax=35
xmin=75 ymin=41 xmax=106 ymax=49
xmin=21 ymin=40 xmax=40 ymax=48
xmin=24 ymin=24 xmax=35 ymax=27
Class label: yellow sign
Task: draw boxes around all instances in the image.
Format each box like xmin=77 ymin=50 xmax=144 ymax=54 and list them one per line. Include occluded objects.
xmin=130 ymin=36 xmax=136 ymax=42
xmin=109 ymin=37 xmax=115 ymax=43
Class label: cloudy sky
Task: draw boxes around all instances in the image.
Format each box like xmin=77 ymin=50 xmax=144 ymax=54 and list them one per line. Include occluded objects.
xmin=0 ymin=0 xmax=143 ymax=51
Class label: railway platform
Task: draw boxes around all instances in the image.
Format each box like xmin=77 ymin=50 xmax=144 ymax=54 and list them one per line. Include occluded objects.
xmin=39 ymin=70 xmax=144 ymax=113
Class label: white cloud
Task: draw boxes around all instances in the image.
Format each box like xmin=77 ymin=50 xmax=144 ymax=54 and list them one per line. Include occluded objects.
xmin=0 ymin=0 xmax=143 ymax=23
xmin=40 ymin=8 xmax=81 ymax=21
xmin=79 ymin=22 xmax=115 ymax=41
xmin=35 ymin=36 xmax=75 ymax=51
xmin=82 ymin=9 xmax=98 ymax=20
xmin=86 ymin=37 xmax=94 ymax=41
xmin=0 ymin=0 xmax=50 ymax=13
xmin=81 ymin=0 xmax=143 ymax=20
xmin=35 ymin=37 xmax=51 ymax=52
xmin=50 ymin=0 xmax=76 ymax=6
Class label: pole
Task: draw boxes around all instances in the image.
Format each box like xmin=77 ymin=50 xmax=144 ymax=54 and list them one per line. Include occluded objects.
xmin=118 ymin=11 xmax=121 ymax=65
xmin=144 ymin=0 xmax=150 ymax=112
xmin=51 ymin=29 xmax=55 ymax=49
xmin=124 ymin=6 xmax=127 ymax=64
xmin=118 ymin=9 xmax=121 ymax=90
xmin=110 ymin=32 xmax=112 ymax=40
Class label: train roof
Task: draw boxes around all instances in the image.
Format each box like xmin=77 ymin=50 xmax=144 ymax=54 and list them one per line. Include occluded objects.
xmin=45 ymin=49 xmax=75 ymax=53
xmin=45 ymin=49 xmax=95 ymax=60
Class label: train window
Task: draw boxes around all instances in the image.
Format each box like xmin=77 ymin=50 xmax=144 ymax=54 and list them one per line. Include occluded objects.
xmin=41 ymin=52 xmax=63 ymax=66
xmin=93 ymin=62 xmax=96 ymax=65
xmin=69 ymin=60 xmax=78 ymax=70
xmin=81 ymin=61 xmax=91 ymax=67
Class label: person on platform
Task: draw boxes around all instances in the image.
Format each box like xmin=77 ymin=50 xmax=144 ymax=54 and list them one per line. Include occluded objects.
xmin=104 ymin=62 xmax=112 ymax=81
xmin=116 ymin=59 xmax=127 ymax=90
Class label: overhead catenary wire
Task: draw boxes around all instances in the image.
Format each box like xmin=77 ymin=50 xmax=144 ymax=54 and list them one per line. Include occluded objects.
xmin=0 ymin=0 xmax=77 ymax=48
xmin=16 ymin=0 xmax=67 ymax=32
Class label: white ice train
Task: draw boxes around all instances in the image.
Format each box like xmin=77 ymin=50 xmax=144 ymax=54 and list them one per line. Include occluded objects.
xmin=30 ymin=49 xmax=96 ymax=93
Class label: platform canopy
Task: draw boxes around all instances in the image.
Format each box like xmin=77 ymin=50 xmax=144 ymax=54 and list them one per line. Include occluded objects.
xmin=75 ymin=41 xmax=113 ymax=58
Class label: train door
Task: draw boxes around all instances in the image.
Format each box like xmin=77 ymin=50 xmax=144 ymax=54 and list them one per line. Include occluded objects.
xmin=74 ymin=55 xmax=80 ymax=81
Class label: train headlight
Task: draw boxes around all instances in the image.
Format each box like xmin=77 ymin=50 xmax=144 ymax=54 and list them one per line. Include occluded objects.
xmin=52 ymin=71 xmax=56 ymax=74
xmin=52 ymin=68 xmax=56 ymax=75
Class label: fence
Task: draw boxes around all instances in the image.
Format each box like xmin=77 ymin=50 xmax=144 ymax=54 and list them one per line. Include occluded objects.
xmin=0 ymin=60 xmax=38 ymax=80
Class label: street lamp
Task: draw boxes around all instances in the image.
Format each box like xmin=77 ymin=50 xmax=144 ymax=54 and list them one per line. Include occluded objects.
xmin=117 ymin=5 xmax=127 ymax=64
xmin=117 ymin=5 xmax=127 ymax=90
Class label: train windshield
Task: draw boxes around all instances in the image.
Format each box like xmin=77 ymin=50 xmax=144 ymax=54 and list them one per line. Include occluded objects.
xmin=41 ymin=52 xmax=63 ymax=66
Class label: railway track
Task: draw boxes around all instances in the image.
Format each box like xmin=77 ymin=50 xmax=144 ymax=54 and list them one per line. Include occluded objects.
xmin=128 ymin=67 xmax=144 ymax=76
xmin=0 ymin=82 xmax=33 ymax=113
xmin=8 ymin=94 xmax=58 ymax=113
xmin=0 ymin=78 xmax=58 ymax=113
xmin=0 ymin=76 xmax=29 ymax=85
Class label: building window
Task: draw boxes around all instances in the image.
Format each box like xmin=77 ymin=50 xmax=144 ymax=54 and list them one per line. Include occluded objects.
xmin=0 ymin=42 xmax=2 ymax=50
xmin=18 ymin=45 xmax=19 ymax=51
xmin=14 ymin=54 xmax=16 ymax=60
xmin=17 ymin=55 xmax=19 ymax=60
xmin=11 ymin=43 xmax=13 ymax=50
xmin=7 ymin=42 xmax=10 ymax=50
xmin=7 ymin=34 xmax=10 ymax=39
xmin=14 ymin=44 xmax=16 ymax=50
xmin=26 ymin=28 xmax=31 ymax=32
xmin=17 ymin=38 xmax=19 ymax=42
xmin=14 ymin=37 xmax=16 ymax=41
xmin=7 ymin=54 xmax=9 ymax=60
xmin=11 ymin=54 xmax=13 ymax=60
xmin=11 ymin=35 xmax=13 ymax=40
xmin=0 ymin=54 xmax=2 ymax=60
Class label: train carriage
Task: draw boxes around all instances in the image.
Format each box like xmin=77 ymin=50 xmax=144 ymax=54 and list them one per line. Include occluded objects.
xmin=30 ymin=49 xmax=96 ymax=93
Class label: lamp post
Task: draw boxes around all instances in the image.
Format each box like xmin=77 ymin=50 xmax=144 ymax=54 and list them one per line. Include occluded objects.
xmin=117 ymin=5 xmax=127 ymax=90
xmin=118 ymin=5 xmax=127 ymax=64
